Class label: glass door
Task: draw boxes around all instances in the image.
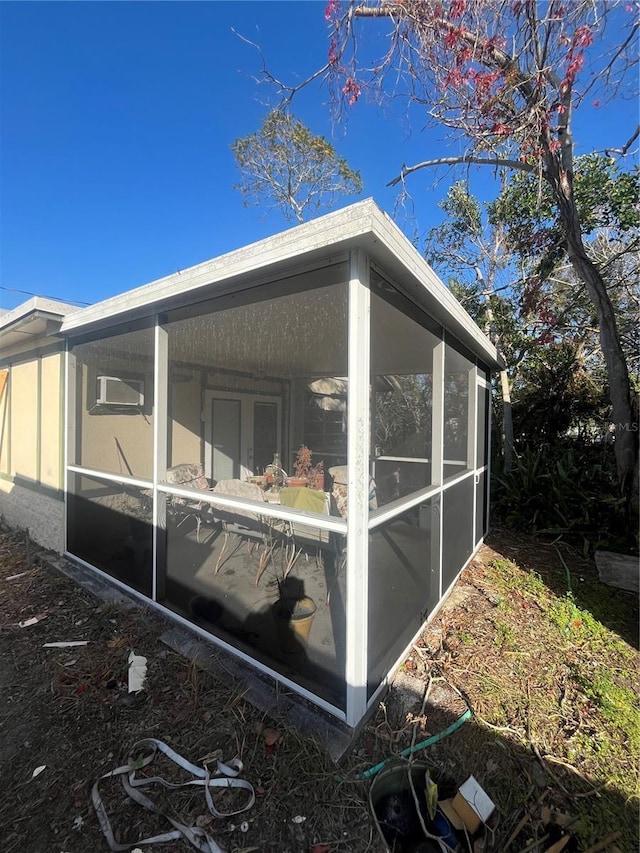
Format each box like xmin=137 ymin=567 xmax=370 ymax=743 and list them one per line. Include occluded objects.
xmin=204 ymin=391 xmax=281 ymax=481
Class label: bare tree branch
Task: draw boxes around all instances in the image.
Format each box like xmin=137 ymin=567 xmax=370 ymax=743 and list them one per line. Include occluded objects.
xmin=604 ymin=124 xmax=640 ymax=158
xmin=388 ymin=155 xmax=536 ymax=187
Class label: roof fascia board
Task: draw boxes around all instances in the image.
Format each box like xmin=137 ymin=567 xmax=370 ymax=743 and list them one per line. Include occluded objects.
xmin=61 ymin=200 xmax=378 ymax=336
xmin=366 ymin=206 xmax=500 ymax=367
xmin=0 ymin=297 xmax=77 ymax=333
xmin=59 ymin=197 xmax=499 ymax=368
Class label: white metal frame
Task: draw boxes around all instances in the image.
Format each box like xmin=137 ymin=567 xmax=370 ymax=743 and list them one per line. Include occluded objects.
xmin=345 ymin=249 xmax=371 ymax=727
xmin=61 ymin=212 xmax=498 ymax=730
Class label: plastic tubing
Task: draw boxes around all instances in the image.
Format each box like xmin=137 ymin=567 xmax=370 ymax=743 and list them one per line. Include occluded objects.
xmin=355 ymin=708 xmax=473 ymax=781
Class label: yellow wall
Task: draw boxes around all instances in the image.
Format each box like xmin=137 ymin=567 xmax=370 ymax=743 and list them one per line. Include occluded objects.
xmin=40 ymin=353 xmax=63 ymax=488
xmin=0 ymin=369 xmax=8 ymax=473
xmin=0 ymin=353 xmax=64 ymax=490
xmin=11 ymin=360 xmax=38 ymax=481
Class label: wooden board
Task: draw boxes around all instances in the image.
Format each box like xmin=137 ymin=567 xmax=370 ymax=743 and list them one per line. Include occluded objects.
xmin=594 ymin=550 xmax=639 ymax=594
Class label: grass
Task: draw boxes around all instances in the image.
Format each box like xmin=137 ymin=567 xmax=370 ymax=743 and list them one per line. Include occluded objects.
xmin=475 ymin=553 xmax=639 ymax=847
xmin=2 ymin=525 xmax=637 ymax=852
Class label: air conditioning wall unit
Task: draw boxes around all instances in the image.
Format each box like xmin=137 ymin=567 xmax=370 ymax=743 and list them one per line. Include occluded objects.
xmin=96 ymin=375 xmax=144 ymax=407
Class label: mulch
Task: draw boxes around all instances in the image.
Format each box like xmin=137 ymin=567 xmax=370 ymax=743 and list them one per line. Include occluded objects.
xmin=0 ymin=524 xmax=637 ymax=853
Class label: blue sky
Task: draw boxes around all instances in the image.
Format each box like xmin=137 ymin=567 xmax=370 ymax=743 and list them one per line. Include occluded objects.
xmin=1 ymin=1 xmax=636 ymax=311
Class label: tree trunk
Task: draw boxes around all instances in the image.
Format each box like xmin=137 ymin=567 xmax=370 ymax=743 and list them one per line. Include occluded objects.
xmin=499 ymin=366 xmax=514 ymax=473
xmin=478 ymin=266 xmax=514 ymax=473
xmin=555 ymin=181 xmax=638 ymax=502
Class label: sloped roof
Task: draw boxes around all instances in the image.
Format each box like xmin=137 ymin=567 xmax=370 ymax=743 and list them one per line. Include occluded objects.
xmin=60 ymin=199 xmax=500 ymax=367
xmin=0 ymin=297 xmax=79 ymax=354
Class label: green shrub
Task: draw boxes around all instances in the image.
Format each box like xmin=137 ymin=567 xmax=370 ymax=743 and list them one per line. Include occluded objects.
xmin=491 ymin=444 xmax=634 ymax=553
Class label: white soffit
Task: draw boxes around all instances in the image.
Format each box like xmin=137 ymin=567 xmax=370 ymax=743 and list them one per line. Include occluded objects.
xmin=0 ymin=297 xmax=79 ymax=353
xmin=60 ymin=199 xmax=500 ymax=367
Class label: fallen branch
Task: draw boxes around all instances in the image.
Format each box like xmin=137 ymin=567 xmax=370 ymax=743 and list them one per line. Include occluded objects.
xmin=584 ymin=831 xmax=622 ymax=853
xmin=502 ymin=788 xmax=549 ymax=851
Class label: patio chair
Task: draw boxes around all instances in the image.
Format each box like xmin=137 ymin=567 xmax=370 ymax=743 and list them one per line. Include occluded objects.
xmin=209 ymin=479 xmax=279 ymax=580
xmin=277 ymin=486 xmax=342 ymax=601
xmin=165 ymin=463 xmax=214 ymax=542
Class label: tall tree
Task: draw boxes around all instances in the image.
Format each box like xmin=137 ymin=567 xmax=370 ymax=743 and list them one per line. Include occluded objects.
xmin=232 ymin=109 xmax=362 ymax=224
xmin=266 ymin=0 xmax=639 ymax=502
xmin=426 ymin=182 xmax=517 ymax=470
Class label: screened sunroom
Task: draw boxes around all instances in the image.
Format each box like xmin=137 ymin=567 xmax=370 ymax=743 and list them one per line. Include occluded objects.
xmin=61 ymin=200 xmax=498 ymax=729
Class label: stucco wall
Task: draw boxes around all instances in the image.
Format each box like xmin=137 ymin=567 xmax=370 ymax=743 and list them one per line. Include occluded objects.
xmin=10 ymin=359 xmax=39 ymax=481
xmin=0 ymin=350 xmax=65 ymax=553
xmin=0 ymin=479 xmax=64 ymax=552
xmin=40 ymin=353 xmax=64 ymax=488
xmin=170 ymin=371 xmax=201 ymax=467
xmin=77 ymin=364 xmax=154 ymax=479
xmin=0 ymin=369 xmax=8 ymax=473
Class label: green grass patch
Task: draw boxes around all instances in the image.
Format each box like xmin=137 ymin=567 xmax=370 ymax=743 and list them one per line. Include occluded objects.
xmin=488 ymin=557 xmax=549 ymax=600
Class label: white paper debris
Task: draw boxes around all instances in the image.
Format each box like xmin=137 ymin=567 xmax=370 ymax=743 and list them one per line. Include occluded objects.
xmin=31 ymin=765 xmax=46 ymax=779
xmin=43 ymin=641 xmax=89 ymax=648
xmin=7 ymin=571 xmax=28 ymax=581
xmin=240 ymin=821 xmax=249 ymax=832
xmin=292 ymin=815 xmax=306 ymax=824
xmin=19 ymin=616 xmax=42 ymax=628
xmin=73 ymin=815 xmax=84 ymax=830
xmin=128 ymin=651 xmax=148 ymax=693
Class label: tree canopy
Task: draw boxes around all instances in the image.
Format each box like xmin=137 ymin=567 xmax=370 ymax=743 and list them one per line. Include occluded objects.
xmin=231 ymin=109 xmax=362 ymax=223
xmin=256 ymin=0 xmax=639 ymax=504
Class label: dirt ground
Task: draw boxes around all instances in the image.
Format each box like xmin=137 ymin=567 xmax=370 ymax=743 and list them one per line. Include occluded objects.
xmin=0 ymin=524 xmax=637 ymax=853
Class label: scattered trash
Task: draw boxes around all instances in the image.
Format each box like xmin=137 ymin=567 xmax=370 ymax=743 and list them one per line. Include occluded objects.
xmin=92 ymin=738 xmax=255 ymax=851
xmin=19 ymin=615 xmax=45 ymax=628
xmin=370 ymin=760 xmax=497 ymax=852
xmin=240 ymin=820 xmax=249 ymax=832
xmin=7 ymin=571 xmax=29 ymax=581
xmin=127 ymin=651 xmax=147 ymax=693
xmin=292 ymin=815 xmax=306 ymax=824
xmin=62 ymin=659 xmax=77 ymax=667
xmin=31 ymin=765 xmax=46 ymax=779
xmin=72 ymin=815 xmax=84 ymax=831
xmin=439 ymin=775 xmax=495 ymax=835
xmin=43 ymin=641 xmax=89 ymax=648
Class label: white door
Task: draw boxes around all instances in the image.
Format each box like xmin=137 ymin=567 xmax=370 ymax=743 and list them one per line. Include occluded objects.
xmin=204 ymin=391 xmax=281 ymax=482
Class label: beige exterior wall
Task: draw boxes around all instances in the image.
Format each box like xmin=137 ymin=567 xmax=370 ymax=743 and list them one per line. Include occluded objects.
xmin=10 ymin=359 xmax=39 ymax=481
xmin=170 ymin=372 xmax=201 ymax=467
xmin=0 ymin=369 xmax=8 ymax=474
xmin=78 ymin=365 xmax=153 ymax=479
xmin=0 ymin=348 xmax=65 ymax=553
xmin=40 ymin=353 xmax=63 ymax=488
